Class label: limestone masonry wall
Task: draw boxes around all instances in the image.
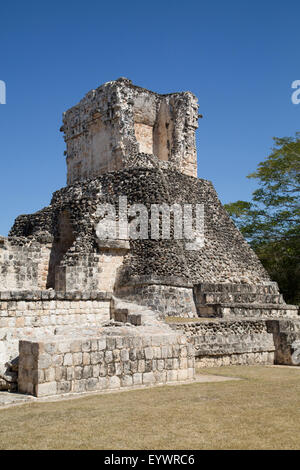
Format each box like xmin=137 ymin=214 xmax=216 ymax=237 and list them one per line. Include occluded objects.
xmin=18 ymin=333 xmax=195 ymax=397
xmin=0 ymin=237 xmax=51 ymax=291
xmin=0 ymin=291 xmax=111 ymax=370
xmin=170 ymin=319 xmax=275 ymax=367
xmin=117 ymin=280 xmax=197 ymax=317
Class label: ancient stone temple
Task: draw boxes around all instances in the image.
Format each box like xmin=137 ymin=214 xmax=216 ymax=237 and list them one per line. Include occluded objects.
xmin=0 ymin=78 xmax=299 ymax=397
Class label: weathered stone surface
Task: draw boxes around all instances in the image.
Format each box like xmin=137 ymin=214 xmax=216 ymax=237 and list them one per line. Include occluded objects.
xmin=35 ymin=381 xmax=57 ymax=397
xmin=62 ymin=77 xmax=199 ymax=184
xmin=0 ymin=78 xmax=299 ymax=399
xmin=17 ymin=332 xmax=193 ymax=397
xmin=266 ymin=319 xmax=300 ymax=365
xmin=170 ymin=319 xmax=276 ymax=367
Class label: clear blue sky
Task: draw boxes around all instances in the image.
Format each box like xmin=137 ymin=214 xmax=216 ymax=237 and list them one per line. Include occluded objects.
xmin=0 ymin=0 xmax=299 ymax=236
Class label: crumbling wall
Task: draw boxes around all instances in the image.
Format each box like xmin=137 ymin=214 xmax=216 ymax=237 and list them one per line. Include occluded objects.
xmin=133 ymin=89 xmax=157 ymax=154
xmin=0 ymin=237 xmax=51 ymax=291
xmin=9 ymin=167 xmax=272 ymax=291
xmin=62 ymin=78 xmax=199 ymax=184
xmin=46 ymin=210 xmax=76 ymax=289
xmin=170 ymin=319 xmax=276 ymax=366
xmin=117 ymin=277 xmax=197 ymax=317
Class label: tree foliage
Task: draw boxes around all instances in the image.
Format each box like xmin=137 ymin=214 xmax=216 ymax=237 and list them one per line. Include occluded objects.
xmin=225 ymin=133 xmax=300 ymax=304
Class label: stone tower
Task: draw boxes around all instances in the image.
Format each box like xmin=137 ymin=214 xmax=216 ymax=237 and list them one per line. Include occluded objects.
xmin=62 ymin=77 xmax=199 ymax=184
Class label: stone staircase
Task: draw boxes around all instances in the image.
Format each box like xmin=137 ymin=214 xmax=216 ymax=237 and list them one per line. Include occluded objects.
xmin=110 ymin=296 xmax=174 ymax=331
xmin=194 ymin=283 xmax=299 ymax=319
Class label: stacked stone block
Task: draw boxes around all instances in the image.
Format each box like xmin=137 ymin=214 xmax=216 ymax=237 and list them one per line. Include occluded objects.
xmin=194 ymin=282 xmax=298 ymax=319
xmin=18 ymin=333 xmax=195 ymax=397
xmin=117 ymin=278 xmax=197 ymax=317
xmin=55 ymin=254 xmax=102 ymax=292
xmin=0 ymin=291 xmax=111 ymax=370
xmin=0 ymin=237 xmax=51 ymax=291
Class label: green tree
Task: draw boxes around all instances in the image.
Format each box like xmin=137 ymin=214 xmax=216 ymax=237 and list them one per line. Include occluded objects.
xmin=225 ymin=133 xmax=300 ymax=304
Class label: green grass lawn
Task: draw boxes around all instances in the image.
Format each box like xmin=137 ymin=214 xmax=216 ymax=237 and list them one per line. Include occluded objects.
xmin=0 ymin=365 xmax=300 ymax=450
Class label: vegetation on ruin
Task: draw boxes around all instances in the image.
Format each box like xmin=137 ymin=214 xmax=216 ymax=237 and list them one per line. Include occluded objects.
xmin=225 ymin=134 xmax=300 ymax=304
xmin=0 ymin=366 xmax=300 ymax=449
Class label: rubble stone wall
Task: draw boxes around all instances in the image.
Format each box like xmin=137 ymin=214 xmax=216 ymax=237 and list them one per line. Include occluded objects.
xmin=196 ymin=351 xmax=274 ymax=367
xmin=9 ymin=168 xmax=272 ymax=288
xmin=117 ymin=281 xmax=197 ymax=317
xmin=18 ymin=333 xmax=195 ymax=397
xmin=169 ymin=319 xmax=276 ymax=366
xmin=0 ymin=237 xmax=51 ymax=291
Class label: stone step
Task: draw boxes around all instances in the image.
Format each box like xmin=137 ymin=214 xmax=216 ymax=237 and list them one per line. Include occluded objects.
xmin=113 ymin=308 xmax=142 ymax=326
xmin=196 ymin=282 xmax=280 ymax=295
xmin=110 ymin=297 xmax=166 ymax=329
xmin=198 ymin=292 xmax=285 ymax=305
xmin=197 ymin=303 xmax=299 ymax=319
